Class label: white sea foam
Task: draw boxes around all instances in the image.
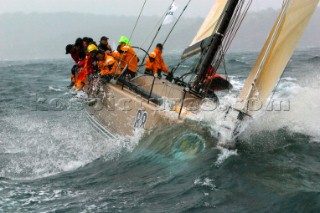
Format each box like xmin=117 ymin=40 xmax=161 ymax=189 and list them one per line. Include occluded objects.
xmin=240 ymin=79 xmax=320 ymax=142
xmin=215 ymin=146 xmax=238 ymax=166
xmin=193 ymin=69 xmax=320 ymax=148
xmin=282 ymin=77 xmax=297 ymax=82
xmin=76 ymin=90 xmax=88 ymax=98
xmin=194 ymin=177 xmax=216 ymax=190
xmin=0 ymin=110 xmax=141 ymax=180
xmin=48 ymin=86 xmax=62 ymax=92
xmin=229 ymin=76 xmax=245 ymax=91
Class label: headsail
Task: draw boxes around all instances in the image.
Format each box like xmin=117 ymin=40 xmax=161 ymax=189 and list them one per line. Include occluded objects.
xmin=181 ymin=0 xmax=228 ymax=59
xmin=237 ymin=0 xmax=319 ymax=115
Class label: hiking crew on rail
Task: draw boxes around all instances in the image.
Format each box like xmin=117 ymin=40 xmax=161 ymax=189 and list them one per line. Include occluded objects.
xmin=65 ymin=36 xmax=168 ymax=90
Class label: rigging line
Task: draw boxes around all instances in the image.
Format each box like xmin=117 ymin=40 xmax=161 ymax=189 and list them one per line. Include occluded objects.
xmin=171 ymin=45 xmax=193 ymax=75
xmin=210 ymin=0 xmax=250 ymax=81
xmin=139 ymin=10 xmax=167 ymax=48
xmin=220 ymin=0 xmax=244 ymax=52
xmin=170 ymin=62 xmax=181 ymax=74
xmin=225 ymin=1 xmax=244 ymax=47
xmin=242 ymin=0 xmax=292 ymax=112
xmin=217 ymin=3 xmax=241 ymax=58
xmin=129 ymin=0 xmax=148 ymax=41
xmin=163 ymin=0 xmax=192 ymax=45
xmin=188 ymin=56 xmax=203 ymax=85
xmin=207 ymin=2 xmax=244 ymax=72
xmin=225 ymin=0 xmax=252 ymax=51
xmin=140 ymin=1 xmax=175 ymax=66
xmin=136 ymin=0 xmax=173 ymax=56
xmin=222 ymin=0 xmax=244 ymax=44
xmin=221 ymin=48 xmax=229 ymax=81
xmin=135 ymin=8 xmax=167 ymax=61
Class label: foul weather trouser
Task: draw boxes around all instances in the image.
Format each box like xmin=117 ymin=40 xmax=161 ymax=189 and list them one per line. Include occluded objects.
xmin=71 ymin=65 xmax=77 ymax=83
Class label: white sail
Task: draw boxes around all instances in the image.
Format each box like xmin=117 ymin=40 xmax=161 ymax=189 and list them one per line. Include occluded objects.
xmin=191 ymin=0 xmax=228 ymax=45
xmin=182 ymin=0 xmax=228 ymax=58
xmin=237 ymin=0 xmax=319 ymax=115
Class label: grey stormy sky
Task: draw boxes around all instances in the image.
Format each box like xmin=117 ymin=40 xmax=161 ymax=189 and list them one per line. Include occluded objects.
xmin=0 ymin=0 xmax=282 ymax=17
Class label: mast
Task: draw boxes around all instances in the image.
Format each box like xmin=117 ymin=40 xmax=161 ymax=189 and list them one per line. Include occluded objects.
xmin=192 ymin=0 xmax=240 ymax=91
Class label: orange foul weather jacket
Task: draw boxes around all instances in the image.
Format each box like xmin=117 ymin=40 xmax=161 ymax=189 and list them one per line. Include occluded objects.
xmin=112 ymin=51 xmax=121 ymax=62
xmin=154 ymin=48 xmax=168 ymax=73
xmin=98 ymin=53 xmax=120 ymax=76
xmin=145 ymin=57 xmax=157 ymax=74
xmin=119 ymin=44 xmax=139 ymax=73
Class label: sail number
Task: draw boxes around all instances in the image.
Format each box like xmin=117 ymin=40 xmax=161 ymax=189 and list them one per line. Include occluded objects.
xmin=134 ymin=109 xmax=148 ymax=129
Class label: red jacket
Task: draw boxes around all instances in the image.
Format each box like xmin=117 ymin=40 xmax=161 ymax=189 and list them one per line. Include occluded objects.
xmin=71 ymin=52 xmax=80 ymax=63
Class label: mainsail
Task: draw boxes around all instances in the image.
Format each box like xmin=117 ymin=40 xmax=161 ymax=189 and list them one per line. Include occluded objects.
xmin=181 ymin=0 xmax=228 ymax=59
xmin=237 ymin=0 xmax=319 ymax=115
xmin=192 ymin=0 xmax=240 ymax=91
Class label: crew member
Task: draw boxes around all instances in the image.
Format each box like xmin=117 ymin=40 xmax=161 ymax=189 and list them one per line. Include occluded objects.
xmin=153 ymin=43 xmax=168 ymax=78
xmin=98 ymin=36 xmax=112 ymax=52
xmin=75 ymin=44 xmax=97 ymax=89
xmin=118 ymin=36 xmax=138 ymax=79
xmin=65 ymin=44 xmax=80 ymax=88
xmin=144 ymin=52 xmax=157 ymax=76
xmin=89 ymin=49 xmax=120 ymax=83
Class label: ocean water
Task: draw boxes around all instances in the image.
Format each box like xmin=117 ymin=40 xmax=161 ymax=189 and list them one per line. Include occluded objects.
xmin=0 ymin=48 xmax=320 ymax=212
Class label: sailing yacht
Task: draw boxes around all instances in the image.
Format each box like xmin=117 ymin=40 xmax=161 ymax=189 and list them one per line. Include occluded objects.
xmin=85 ymin=0 xmax=319 ymax=146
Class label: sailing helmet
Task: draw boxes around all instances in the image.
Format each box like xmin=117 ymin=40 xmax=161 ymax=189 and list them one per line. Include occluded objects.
xmin=149 ymin=52 xmax=156 ymax=58
xmin=87 ymin=44 xmax=98 ymax=53
xmin=118 ymin=36 xmax=131 ymax=45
